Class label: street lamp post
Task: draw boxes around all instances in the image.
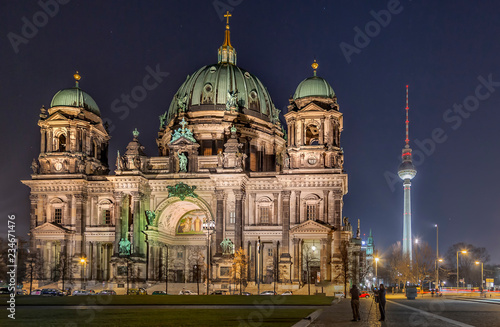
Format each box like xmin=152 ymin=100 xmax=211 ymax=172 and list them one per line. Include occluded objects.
xmin=456 ymin=250 xmax=467 ymax=293
xmin=164 ymin=245 xmax=169 ymax=294
xmin=257 ymin=236 xmax=261 ymax=295
xmin=436 ymin=258 xmax=443 ymax=291
xmin=375 ymin=257 xmax=379 ymax=286
xmin=202 ymin=219 xmax=215 ymax=295
xmin=435 ymin=224 xmax=439 ymax=289
xmin=80 ymin=257 xmax=87 ymax=290
xmin=475 ymin=261 xmax=484 ymax=292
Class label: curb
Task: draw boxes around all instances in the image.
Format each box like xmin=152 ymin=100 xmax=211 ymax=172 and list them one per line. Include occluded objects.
xmin=291 ymin=309 xmax=324 ymax=327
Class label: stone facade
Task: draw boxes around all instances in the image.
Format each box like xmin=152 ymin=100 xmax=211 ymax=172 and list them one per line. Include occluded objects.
xmin=22 ymin=24 xmax=368 ymax=292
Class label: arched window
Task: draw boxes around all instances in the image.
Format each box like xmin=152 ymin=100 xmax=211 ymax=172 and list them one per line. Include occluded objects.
xmin=306 ymin=125 xmax=319 ymax=145
xmin=304 ymin=194 xmax=321 ymax=221
xmin=58 ymin=134 xmax=66 ymax=152
xmin=257 ymin=196 xmax=273 ymax=225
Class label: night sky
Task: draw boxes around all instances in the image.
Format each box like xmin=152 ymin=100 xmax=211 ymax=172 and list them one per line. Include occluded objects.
xmin=1 ymin=0 xmax=499 ymax=263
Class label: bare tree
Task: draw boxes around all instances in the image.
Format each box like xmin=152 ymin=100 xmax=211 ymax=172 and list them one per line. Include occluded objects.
xmin=444 ymin=243 xmax=490 ymax=287
xmin=230 ymin=248 xmax=248 ymax=295
xmin=333 ymin=240 xmax=351 ymax=296
xmin=412 ymin=241 xmax=435 ymax=286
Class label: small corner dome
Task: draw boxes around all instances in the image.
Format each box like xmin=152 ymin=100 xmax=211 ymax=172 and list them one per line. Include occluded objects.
xmin=50 ymin=87 xmax=100 ymax=116
xmin=293 ymin=76 xmax=335 ymax=101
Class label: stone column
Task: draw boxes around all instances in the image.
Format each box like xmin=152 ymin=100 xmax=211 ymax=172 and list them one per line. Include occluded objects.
xmin=234 ymin=190 xmax=245 ymax=251
xmin=92 ymin=242 xmax=98 ymax=280
xmin=47 ymin=130 xmax=53 ymax=152
xmin=295 ymin=191 xmax=301 ymax=224
xmin=74 ymin=194 xmax=84 ymax=236
xmin=334 ymin=193 xmax=342 ymax=229
xmin=301 ymin=119 xmax=306 ymax=145
xmin=40 ymin=129 xmax=46 ymax=153
xmin=293 ymin=238 xmax=300 ymax=282
xmin=215 ymin=190 xmax=224 ymax=255
xmin=91 ymin=196 xmax=97 ymax=226
xmin=280 ymin=191 xmax=291 ymax=259
xmin=273 ymin=193 xmax=279 ymax=225
xmin=65 ymin=195 xmax=72 ymax=226
xmin=131 ymin=192 xmax=141 ymax=255
xmin=29 ymin=194 xmax=38 ymax=230
xmin=113 ymin=192 xmax=123 ymax=254
xmin=319 ymin=118 xmax=324 ymax=144
xmin=323 ymin=190 xmax=329 ymax=223
xmin=320 ymin=238 xmax=328 ymax=282
xmin=29 ymin=195 xmax=37 ymax=249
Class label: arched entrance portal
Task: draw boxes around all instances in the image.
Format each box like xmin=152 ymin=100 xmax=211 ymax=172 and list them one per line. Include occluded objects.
xmin=145 ymin=196 xmax=215 ymax=286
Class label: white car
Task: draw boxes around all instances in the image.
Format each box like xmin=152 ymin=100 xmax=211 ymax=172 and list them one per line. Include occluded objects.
xmin=281 ymin=291 xmax=293 ymax=295
xmin=179 ymin=290 xmax=197 ymax=295
xmin=334 ymin=292 xmax=345 ymax=298
xmin=72 ymin=290 xmax=90 ymax=296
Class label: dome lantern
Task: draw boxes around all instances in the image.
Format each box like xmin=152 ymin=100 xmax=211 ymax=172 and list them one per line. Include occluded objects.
xmin=218 ymin=11 xmax=237 ymax=65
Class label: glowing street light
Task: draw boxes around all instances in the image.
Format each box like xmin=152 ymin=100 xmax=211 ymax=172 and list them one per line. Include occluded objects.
xmin=80 ymin=257 xmax=87 ymax=290
xmin=457 ymin=250 xmax=467 ymax=293
xmin=475 ymin=261 xmax=484 ymax=291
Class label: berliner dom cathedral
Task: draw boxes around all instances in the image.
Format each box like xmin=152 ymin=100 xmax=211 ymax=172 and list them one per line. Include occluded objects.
xmin=22 ymin=14 xmax=369 ymax=293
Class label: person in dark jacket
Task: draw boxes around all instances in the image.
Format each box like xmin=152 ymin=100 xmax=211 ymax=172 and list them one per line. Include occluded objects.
xmin=350 ymin=284 xmax=361 ymax=321
xmin=378 ymin=284 xmax=386 ymax=321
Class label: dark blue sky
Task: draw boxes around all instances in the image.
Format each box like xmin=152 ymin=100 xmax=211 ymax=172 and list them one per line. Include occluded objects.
xmin=1 ymin=0 xmax=499 ymax=263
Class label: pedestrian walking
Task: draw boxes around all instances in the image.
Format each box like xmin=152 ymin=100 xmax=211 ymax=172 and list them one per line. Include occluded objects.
xmin=378 ymin=284 xmax=386 ymax=321
xmin=350 ymin=284 xmax=361 ymax=321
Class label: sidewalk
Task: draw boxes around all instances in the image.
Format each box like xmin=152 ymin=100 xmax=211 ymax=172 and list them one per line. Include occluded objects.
xmin=309 ymin=297 xmax=384 ymax=327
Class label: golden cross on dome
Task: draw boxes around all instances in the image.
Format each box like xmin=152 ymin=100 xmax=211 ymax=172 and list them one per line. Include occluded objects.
xmin=224 ymin=11 xmax=232 ymax=26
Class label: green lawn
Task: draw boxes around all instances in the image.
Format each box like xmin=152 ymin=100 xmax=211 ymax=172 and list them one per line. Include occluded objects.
xmin=0 ymin=295 xmax=334 ymax=306
xmin=1 ymin=308 xmax=316 ymax=327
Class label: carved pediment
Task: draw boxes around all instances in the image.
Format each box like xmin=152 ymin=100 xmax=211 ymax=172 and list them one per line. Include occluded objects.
xmin=300 ymin=102 xmax=326 ymax=113
xmin=290 ymin=220 xmax=335 ymax=234
xmin=170 ymin=137 xmax=197 ymax=146
xmin=33 ymin=222 xmax=72 ymax=235
xmin=44 ymin=112 xmax=69 ymax=121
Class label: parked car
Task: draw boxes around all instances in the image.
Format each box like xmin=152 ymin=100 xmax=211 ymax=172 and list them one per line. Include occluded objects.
xmin=334 ymin=292 xmax=345 ymax=298
xmin=72 ymin=290 xmax=90 ymax=296
xmin=99 ymin=290 xmax=116 ymax=295
xmin=210 ymin=290 xmax=228 ymax=295
xmin=360 ymin=291 xmax=370 ymax=298
xmin=281 ymin=291 xmax=293 ymax=295
xmin=16 ymin=289 xmax=28 ymax=295
xmin=41 ymin=288 xmax=64 ymax=296
xmin=179 ymin=290 xmax=197 ymax=295
xmin=31 ymin=289 xmax=42 ymax=295
xmin=128 ymin=288 xmax=147 ymax=295
xmin=241 ymin=291 xmax=252 ymax=296
xmin=260 ymin=291 xmax=277 ymax=295
xmin=152 ymin=291 xmax=166 ymax=295
xmin=0 ymin=288 xmax=10 ymax=294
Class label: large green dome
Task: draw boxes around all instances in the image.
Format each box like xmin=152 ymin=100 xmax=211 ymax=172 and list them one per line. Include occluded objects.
xmin=50 ymin=87 xmax=100 ymax=116
xmin=164 ymin=63 xmax=278 ymax=125
xmin=293 ymin=76 xmax=335 ymax=100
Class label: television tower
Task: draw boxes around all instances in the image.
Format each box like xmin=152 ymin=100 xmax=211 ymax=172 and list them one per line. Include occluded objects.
xmin=398 ymin=85 xmax=417 ymax=262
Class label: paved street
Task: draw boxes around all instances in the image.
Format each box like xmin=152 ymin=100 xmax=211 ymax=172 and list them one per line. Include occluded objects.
xmin=309 ymin=296 xmax=500 ymax=327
